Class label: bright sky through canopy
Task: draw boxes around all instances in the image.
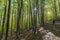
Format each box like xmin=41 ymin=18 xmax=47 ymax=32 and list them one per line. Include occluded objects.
xmin=47 ymin=11 xmax=51 ymax=14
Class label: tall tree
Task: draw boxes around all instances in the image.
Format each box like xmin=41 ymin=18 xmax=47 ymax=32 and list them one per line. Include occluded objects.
xmin=32 ymin=0 xmax=38 ymax=34
xmin=41 ymin=0 xmax=45 ymax=27
xmin=15 ymin=0 xmax=23 ymax=40
xmin=0 ymin=0 xmax=7 ymax=40
xmin=54 ymin=0 xmax=57 ymax=19
xmin=29 ymin=0 xmax=33 ymax=30
xmin=53 ymin=0 xmax=57 ymax=24
xmin=58 ymin=0 xmax=60 ymax=12
xmin=5 ymin=0 xmax=11 ymax=40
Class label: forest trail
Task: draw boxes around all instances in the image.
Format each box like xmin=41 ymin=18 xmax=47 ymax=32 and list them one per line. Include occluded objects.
xmin=21 ymin=19 xmax=60 ymax=40
xmin=1 ymin=20 xmax=60 ymax=40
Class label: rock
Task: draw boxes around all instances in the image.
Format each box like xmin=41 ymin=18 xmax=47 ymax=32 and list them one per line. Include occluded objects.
xmin=39 ymin=27 xmax=60 ymax=40
xmin=42 ymin=30 xmax=60 ymax=40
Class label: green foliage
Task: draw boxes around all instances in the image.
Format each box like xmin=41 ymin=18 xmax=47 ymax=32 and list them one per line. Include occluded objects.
xmin=0 ymin=0 xmax=60 ymax=31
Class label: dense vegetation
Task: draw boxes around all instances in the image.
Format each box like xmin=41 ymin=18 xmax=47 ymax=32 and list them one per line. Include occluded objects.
xmin=0 ymin=0 xmax=60 ymax=40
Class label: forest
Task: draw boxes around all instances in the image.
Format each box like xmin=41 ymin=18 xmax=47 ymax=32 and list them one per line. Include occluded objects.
xmin=0 ymin=0 xmax=60 ymax=40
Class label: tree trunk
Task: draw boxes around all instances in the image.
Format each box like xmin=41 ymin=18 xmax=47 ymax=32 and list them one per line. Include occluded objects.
xmin=0 ymin=0 xmax=7 ymax=40
xmin=53 ymin=0 xmax=57 ymax=24
xmin=15 ymin=0 xmax=23 ymax=40
xmin=5 ymin=0 xmax=11 ymax=40
xmin=41 ymin=0 xmax=45 ymax=27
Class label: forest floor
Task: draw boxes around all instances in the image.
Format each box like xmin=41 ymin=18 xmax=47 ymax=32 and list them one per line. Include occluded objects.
xmin=1 ymin=21 xmax=60 ymax=40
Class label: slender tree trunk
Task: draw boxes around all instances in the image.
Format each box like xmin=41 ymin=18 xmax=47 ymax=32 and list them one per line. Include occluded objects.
xmin=58 ymin=0 xmax=60 ymax=11
xmin=5 ymin=0 xmax=11 ymax=40
xmin=29 ymin=0 xmax=32 ymax=30
xmin=0 ymin=0 xmax=7 ymax=40
xmin=54 ymin=0 xmax=57 ymax=19
xmin=41 ymin=0 xmax=45 ymax=27
xmin=10 ymin=4 xmax=14 ymax=39
xmin=15 ymin=0 xmax=23 ymax=40
xmin=33 ymin=0 xmax=38 ymax=35
xmin=53 ymin=0 xmax=57 ymax=24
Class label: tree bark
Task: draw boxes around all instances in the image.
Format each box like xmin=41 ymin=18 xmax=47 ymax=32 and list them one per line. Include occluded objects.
xmin=5 ymin=0 xmax=11 ymax=40
xmin=41 ymin=0 xmax=45 ymax=27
